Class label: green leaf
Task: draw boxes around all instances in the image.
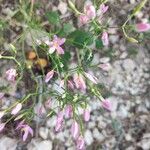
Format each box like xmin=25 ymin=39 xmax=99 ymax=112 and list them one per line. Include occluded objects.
xmin=60 ymin=51 xmax=71 ymax=71
xmin=95 ymin=39 xmax=104 ymax=49
xmin=83 ymin=50 xmax=94 ymax=66
xmin=63 ymin=23 xmax=75 ymax=34
xmin=46 ymin=11 xmax=60 ymax=25
xmin=68 ymin=30 xmax=93 ymax=49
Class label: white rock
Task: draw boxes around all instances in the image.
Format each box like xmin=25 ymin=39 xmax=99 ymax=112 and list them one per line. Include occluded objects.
xmin=100 ymin=57 xmax=110 ymax=63
xmin=122 ymin=59 xmax=136 ymax=72
xmin=120 ymin=52 xmax=128 ymax=59
xmin=58 ymin=2 xmax=67 ymax=15
xmin=88 ymin=121 xmax=96 ymax=129
xmin=39 ymin=127 xmax=49 ymax=139
xmin=27 ymin=139 xmax=52 ymax=150
xmin=109 ymin=35 xmax=119 ymax=44
xmin=0 ymin=136 xmax=17 ymax=150
xmin=125 ymin=134 xmax=132 ymax=141
xmin=93 ymin=128 xmax=105 ymax=141
xmin=137 ymin=139 xmax=150 ymax=150
xmin=56 ymin=132 xmax=65 ymax=142
xmin=46 ymin=116 xmax=56 ymax=128
xmin=118 ymin=105 xmax=128 ymax=118
xmin=84 ymin=130 xmax=94 ymax=145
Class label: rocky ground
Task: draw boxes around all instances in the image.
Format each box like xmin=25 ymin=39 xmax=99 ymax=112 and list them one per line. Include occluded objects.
xmin=0 ymin=0 xmax=150 ymax=150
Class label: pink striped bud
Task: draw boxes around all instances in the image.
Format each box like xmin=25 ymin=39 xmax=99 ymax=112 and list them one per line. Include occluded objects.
xmin=84 ymin=4 xmax=96 ymax=19
xmin=83 ymin=109 xmax=90 ymax=122
xmin=65 ymin=105 xmax=72 ymax=118
xmin=84 ymin=72 xmax=98 ymax=84
xmin=73 ymin=74 xmax=86 ymax=91
xmin=102 ymin=99 xmax=112 ymax=111
xmin=11 ymin=103 xmax=22 ymax=115
xmin=99 ymin=4 xmax=109 ymax=14
xmin=0 ymin=123 xmax=5 ymax=132
xmin=101 ymin=32 xmax=109 ymax=46
xmin=135 ymin=23 xmax=150 ymax=32
xmin=45 ymin=70 xmax=54 ymax=83
xmin=67 ymin=80 xmax=74 ymax=90
xmin=76 ymin=136 xmax=85 ymax=150
xmin=79 ymin=15 xmax=89 ymax=25
xmin=55 ymin=111 xmax=64 ymax=132
xmin=71 ymin=121 xmax=79 ymax=139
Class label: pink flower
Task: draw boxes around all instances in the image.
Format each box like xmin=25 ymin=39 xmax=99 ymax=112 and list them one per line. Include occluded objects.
xmin=84 ymin=4 xmax=96 ymax=19
xmin=65 ymin=105 xmax=72 ymax=118
xmin=21 ymin=125 xmax=33 ymax=141
xmin=71 ymin=121 xmax=79 ymax=139
xmin=135 ymin=23 xmax=150 ymax=32
xmin=11 ymin=103 xmax=22 ymax=115
xmin=48 ymin=35 xmax=66 ymax=54
xmin=83 ymin=109 xmax=90 ymax=122
xmin=45 ymin=70 xmax=54 ymax=83
xmin=0 ymin=111 xmax=5 ymax=119
xmin=102 ymin=99 xmax=112 ymax=111
xmin=67 ymin=80 xmax=74 ymax=90
xmin=55 ymin=111 xmax=64 ymax=132
xmin=73 ymin=74 xmax=86 ymax=91
xmin=5 ymin=68 xmax=17 ymax=82
xmin=101 ymin=31 xmax=109 ymax=46
xmin=0 ymin=92 xmax=4 ymax=99
xmin=45 ymin=98 xmax=51 ymax=108
xmin=16 ymin=120 xmax=25 ymax=130
xmin=99 ymin=4 xmax=109 ymax=14
xmin=98 ymin=63 xmax=111 ymax=71
xmin=79 ymin=15 xmax=89 ymax=25
xmin=84 ymin=72 xmax=98 ymax=84
xmin=0 ymin=123 xmax=5 ymax=132
xmin=76 ymin=136 xmax=85 ymax=150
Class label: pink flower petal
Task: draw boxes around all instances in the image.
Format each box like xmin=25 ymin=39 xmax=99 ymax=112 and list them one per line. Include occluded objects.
xmin=101 ymin=31 xmax=109 ymax=46
xmin=79 ymin=15 xmax=89 ymax=25
xmin=67 ymin=80 xmax=74 ymax=90
xmin=58 ymin=38 xmax=66 ymax=45
xmin=84 ymin=4 xmax=96 ymax=19
xmin=76 ymin=136 xmax=85 ymax=150
xmin=56 ymin=46 xmax=64 ymax=55
xmin=45 ymin=70 xmax=54 ymax=83
xmin=65 ymin=105 xmax=72 ymax=118
xmin=73 ymin=74 xmax=86 ymax=91
xmin=99 ymin=4 xmax=109 ymax=14
xmin=84 ymin=72 xmax=98 ymax=84
xmin=11 ymin=103 xmax=22 ymax=115
xmin=83 ymin=109 xmax=90 ymax=122
xmin=23 ymin=129 xmax=29 ymax=141
xmin=48 ymin=46 xmax=56 ymax=54
xmin=136 ymin=23 xmax=150 ymax=32
xmin=102 ymin=99 xmax=112 ymax=111
xmin=71 ymin=121 xmax=79 ymax=139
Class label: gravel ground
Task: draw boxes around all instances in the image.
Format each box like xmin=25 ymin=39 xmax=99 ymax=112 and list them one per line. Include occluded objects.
xmin=0 ymin=0 xmax=150 ymax=150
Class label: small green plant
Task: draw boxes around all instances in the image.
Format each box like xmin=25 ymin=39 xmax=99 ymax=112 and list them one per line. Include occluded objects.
xmin=0 ymin=0 xmax=149 ymax=149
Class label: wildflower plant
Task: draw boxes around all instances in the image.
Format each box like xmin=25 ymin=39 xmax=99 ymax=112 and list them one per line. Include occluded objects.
xmin=0 ymin=0 xmax=149 ymax=149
